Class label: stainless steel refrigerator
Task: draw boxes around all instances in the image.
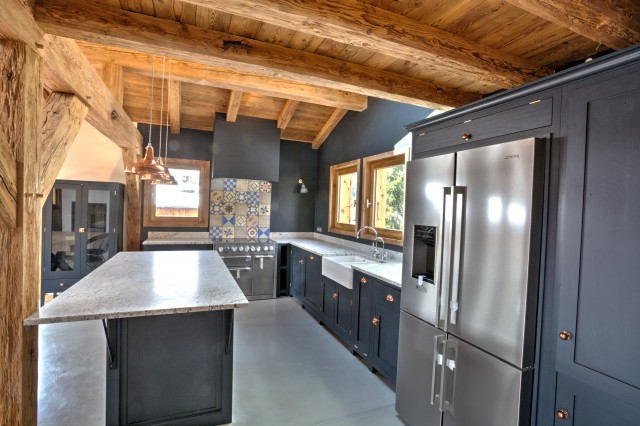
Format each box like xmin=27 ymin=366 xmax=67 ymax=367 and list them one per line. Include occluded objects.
xmin=395 ymin=138 xmax=546 ymax=426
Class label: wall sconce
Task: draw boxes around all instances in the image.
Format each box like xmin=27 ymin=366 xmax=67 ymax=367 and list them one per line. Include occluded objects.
xmin=298 ymin=179 xmax=309 ymax=194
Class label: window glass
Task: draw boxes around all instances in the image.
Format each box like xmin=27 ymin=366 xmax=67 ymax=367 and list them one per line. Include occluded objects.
xmin=155 ymin=168 xmax=201 ymax=218
xmin=373 ymin=163 xmax=405 ymax=231
xmin=337 ymin=170 xmax=358 ymax=226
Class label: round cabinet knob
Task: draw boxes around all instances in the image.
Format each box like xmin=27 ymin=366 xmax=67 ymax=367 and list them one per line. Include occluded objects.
xmin=309 ymin=255 xmax=315 ymax=260
xmin=360 ymin=277 xmax=367 ymax=284
xmin=556 ymin=409 xmax=570 ymax=420
xmin=332 ymin=293 xmax=338 ymax=300
xmin=372 ymin=317 xmax=380 ymax=326
xmin=299 ymin=259 xmax=304 ymax=265
xmin=462 ymin=133 xmax=472 ymax=141
xmin=559 ymin=331 xmax=573 ymax=341
xmin=386 ymin=294 xmax=394 ymax=302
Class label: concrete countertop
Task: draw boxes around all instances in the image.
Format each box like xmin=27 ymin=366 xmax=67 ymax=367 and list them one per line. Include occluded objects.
xmin=25 ymin=251 xmax=248 ymax=326
xmin=142 ymin=231 xmax=213 ymax=246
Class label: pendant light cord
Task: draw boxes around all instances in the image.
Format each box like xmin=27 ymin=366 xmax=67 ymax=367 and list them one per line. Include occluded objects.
xmin=148 ymin=54 xmax=155 ymax=148
xmin=165 ymin=59 xmax=171 ymax=163
xmin=158 ymin=56 xmax=166 ymax=159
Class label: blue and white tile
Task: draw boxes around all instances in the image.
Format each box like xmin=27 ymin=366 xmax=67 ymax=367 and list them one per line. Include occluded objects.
xmin=210 ymin=227 xmax=222 ymax=239
xmin=223 ymin=178 xmax=237 ymax=191
xmin=222 ymin=203 xmax=235 ymax=215
xmin=258 ymin=228 xmax=270 ymax=238
xmin=260 ymin=181 xmax=272 ymax=192
xmin=259 ymin=204 xmax=270 ymax=216
xmin=247 ymin=227 xmax=258 ymax=238
xmin=222 ymin=226 xmax=235 ymax=239
xmin=222 ymin=215 xmax=235 ymax=226
xmin=211 ymin=178 xmax=224 ymax=191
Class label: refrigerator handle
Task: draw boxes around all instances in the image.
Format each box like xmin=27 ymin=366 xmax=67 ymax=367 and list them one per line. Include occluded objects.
xmin=436 ymin=187 xmax=453 ymax=329
xmin=440 ymin=338 xmax=458 ymax=413
xmin=446 ymin=186 xmax=466 ymax=330
xmin=430 ymin=334 xmax=445 ymax=406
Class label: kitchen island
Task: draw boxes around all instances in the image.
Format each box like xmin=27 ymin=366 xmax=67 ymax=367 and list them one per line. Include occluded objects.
xmin=25 ymin=251 xmax=248 ymax=426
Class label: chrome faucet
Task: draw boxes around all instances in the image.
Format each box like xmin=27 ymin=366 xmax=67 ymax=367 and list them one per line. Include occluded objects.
xmin=356 ymin=226 xmax=387 ymax=263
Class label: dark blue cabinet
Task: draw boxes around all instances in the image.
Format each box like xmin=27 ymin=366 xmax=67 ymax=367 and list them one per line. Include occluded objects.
xmin=41 ymin=180 xmax=123 ymax=306
xmin=318 ymin=276 xmax=352 ymax=345
xmin=289 ymin=246 xmax=305 ymax=302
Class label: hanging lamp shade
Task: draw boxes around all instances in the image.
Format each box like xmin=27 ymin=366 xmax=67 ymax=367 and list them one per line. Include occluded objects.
xmin=124 ymin=145 xmax=167 ymax=179
xmin=150 ymin=158 xmax=178 ymax=185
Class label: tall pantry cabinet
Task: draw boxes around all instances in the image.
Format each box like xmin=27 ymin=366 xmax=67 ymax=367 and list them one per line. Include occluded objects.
xmin=41 ymin=180 xmax=123 ymax=305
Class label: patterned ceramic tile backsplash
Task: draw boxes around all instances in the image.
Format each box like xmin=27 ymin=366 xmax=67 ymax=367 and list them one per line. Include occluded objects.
xmin=210 ymin=178 xmax=271 ymax=240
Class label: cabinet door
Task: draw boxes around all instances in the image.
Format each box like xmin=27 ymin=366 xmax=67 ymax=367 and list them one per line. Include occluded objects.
xmin=42 ymin=183 xmax=82 ymax=279
xmin=371 ymin=282 xmax=401 ymax=382
xmin=352 ymin=272 xmax=373 ymax=360
xmin=303 ymin=253 xmax=322 ymax=312
xmin=553 ymin=68 xmax=640 ymax=421
xmin=320 ymin=279 xmax=336 ymax=325
xmin=82 ymin=185 xmax=118 ymax=275
xmin=334 ymin=284 xmax=352 ymax=344
xmin=289 ymin=247 xmax=305 ymax=302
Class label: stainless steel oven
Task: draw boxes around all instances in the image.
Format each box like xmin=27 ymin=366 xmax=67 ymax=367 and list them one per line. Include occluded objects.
xmin=215 ymin=240 xmax=277 ymax=301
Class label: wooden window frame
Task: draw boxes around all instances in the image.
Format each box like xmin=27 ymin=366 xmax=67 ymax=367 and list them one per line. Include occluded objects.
xmin=360 ymin=149 xmax=408 ymax=246
xmin=328 ymin=159 xmax=360 ymax=237
xmin=143 ymin=158 xmax=211 ymax=228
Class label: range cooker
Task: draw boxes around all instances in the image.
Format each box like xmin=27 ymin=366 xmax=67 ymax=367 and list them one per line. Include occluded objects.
xmin=214 ymin=239 xmax=276 ymax=301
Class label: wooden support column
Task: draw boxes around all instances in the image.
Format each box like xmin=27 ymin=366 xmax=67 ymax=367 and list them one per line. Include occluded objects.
xmin=0 ymin=39 xmax=43 ymax=426
xmin=121 ymin=147 xmax=141 ymax=251
xmin=0 ymin=127 xmax=17 ymax=228
xmin=40 ymin=93 xmax=88 ymax=197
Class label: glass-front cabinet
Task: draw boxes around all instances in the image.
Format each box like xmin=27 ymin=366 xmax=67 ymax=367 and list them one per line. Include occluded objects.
xmin=41 ymin=180 xmax=124 ymax=305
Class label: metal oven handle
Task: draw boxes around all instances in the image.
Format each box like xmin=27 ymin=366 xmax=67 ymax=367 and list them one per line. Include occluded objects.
xmin=254 ymin=255 xmax=274 ymax=269
xmin=220 ymin=255 xmax=252 ymax=261
xmin=227 ymin=266 xmax=252 ymax=279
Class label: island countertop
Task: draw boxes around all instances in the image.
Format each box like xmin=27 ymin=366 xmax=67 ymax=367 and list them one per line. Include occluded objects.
xmin=25 ymin=251 xmax=249 ymax=326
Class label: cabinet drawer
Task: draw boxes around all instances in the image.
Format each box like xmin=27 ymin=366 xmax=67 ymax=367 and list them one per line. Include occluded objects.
xmin=373 ymin=281 xmax=401 ymax=322
xmin=414 ymin=97 xmax=553 ymax=153
xmin=42 ymin=278 xmax=79 ymax=293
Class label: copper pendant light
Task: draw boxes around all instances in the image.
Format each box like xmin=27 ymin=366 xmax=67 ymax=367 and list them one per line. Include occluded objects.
xmin=152 ymin=59 xmax=178 ymax=185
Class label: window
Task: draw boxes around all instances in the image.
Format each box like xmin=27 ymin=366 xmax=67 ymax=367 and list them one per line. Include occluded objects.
xmin=360 ymin=150 xmax=408 ymax=245
xmin=328 ymin=159 xmax=360 ymax=236
xmin=143 ymin=158 xmax=210 ymax=227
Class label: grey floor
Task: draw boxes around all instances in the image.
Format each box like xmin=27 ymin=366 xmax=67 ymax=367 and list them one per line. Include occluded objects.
xmin=38 ymin=297 xmax=405 ymax=425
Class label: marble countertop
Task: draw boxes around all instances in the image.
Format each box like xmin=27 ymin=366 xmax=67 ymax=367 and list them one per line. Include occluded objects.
xmin=25 ymin=251 xmax=248 ymax=326
xmin=271 ymin=236 xmax=402 ymax=287
xmin=143 ymin=231 xmax=213 ymax=246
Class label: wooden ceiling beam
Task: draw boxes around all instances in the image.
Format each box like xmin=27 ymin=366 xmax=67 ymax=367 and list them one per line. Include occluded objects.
xmin=277 ymin=100 xmax=299 ymax=131
xmin=281 ymin=128 xmax=316 ymax=143
xmin=168 ymin=80 xmax=181 ymax=134
xmin=504 ymin=0 xmax=640 ymax=50
xmin=312 ymin=108 xmax=348 ymax=149
xmin=181 ymin=0 xmax=550 ymax=88
xmin=40 ymin=93 xmax=88 ymax=197
xmin=226 ymin=90 xmax=243 ymax=122
xmin=35 ymin=0 xmax=479 ymax=109
xmin=0 ymin=0 xmax=142 ymax=151
xmin=99 ymin=63 xmax=124 ymax=107
xmin=78 ymin=42 xmax=367 ymax=112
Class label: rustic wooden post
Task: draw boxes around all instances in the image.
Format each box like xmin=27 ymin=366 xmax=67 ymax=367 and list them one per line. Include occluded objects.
xmin=0 ymin=39 xmax=43 ymax=426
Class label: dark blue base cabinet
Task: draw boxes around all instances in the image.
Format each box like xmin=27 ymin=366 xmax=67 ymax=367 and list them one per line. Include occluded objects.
xmin=106 ymin=310 xmax=234 ymax=425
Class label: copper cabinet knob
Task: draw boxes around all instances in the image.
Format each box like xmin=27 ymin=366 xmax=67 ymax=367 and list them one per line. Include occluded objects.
xmin=462 ymin=133 xmax=472 ymax=141
xmin=332 ymin=293 xmax=338 ymax=300
xmin=559 ymin=331 xmax=573 ymax=341
xmin=372 ymin=317 xmax=380 ymax=326
xmin=298 ymin=259 xmax=304 ymax=264
xmin=59 ymin=283 xmax=65 ymax=288
xmin=556 ymin=409 xmax=570 ymax=419
xmin=309 ymin=255 xmax=314 ymax=260
xmin=360 ymin=277 xmax=367 ymax=284
xmin=386 ymin=294 xmax=394 ymax=302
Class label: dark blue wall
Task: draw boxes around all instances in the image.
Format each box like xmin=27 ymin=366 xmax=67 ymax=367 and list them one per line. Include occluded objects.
xmin=315 ymin=98 xmax=432 ymax=248
xmin=270 ymin=141 xmax=317 ymax=232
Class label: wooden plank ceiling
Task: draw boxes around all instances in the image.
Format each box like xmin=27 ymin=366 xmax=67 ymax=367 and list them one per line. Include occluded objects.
xmin=33 ymin=0 xmax=640 ymax=148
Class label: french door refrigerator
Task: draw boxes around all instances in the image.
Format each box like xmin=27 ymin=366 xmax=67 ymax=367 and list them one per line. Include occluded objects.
xmin=395 ymin=138 xmax=546 ymax=426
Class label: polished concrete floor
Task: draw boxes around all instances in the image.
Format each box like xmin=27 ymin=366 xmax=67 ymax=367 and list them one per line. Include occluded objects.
xmin=38 ymin=297 xmax=405 ymax=425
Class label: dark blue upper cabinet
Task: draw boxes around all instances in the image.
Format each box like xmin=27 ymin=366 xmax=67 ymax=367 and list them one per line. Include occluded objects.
xmin=212 ymin=114 xmax=281 ymax=182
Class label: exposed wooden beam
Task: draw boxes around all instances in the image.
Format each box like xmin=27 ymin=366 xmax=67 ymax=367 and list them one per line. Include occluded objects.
xmin=1 ymin=0 xmax=142 ymax=150
xmin=182 ymin=0 xmax=550 ymax=88
xmin=35 ymin=0 xmax=479 ymax=109
xmin=40 ymin=93 xmax=88 ymax=197
xmin=504 ymin=0 xmax=640 ymax=50
xmin=0 ymin=127 xmax=17 ymax=228
xmin=226 ymin=90 xmax=243 ymax=122
xmin=277 ymin=99 xmax=299 ymax=131
xmin=78 ymin=42 xmax=368 ymax=112
xmin=281 ymin=128 xmax=315 ymax=143
xmin=99 ymin=63 xmax=124 ymax=106
xmin=0 ymin=39 xmax=41 ymax=426
xmin=168 ymin=79 xmax=181 ymax=134
xmin=313 ymin=108 xmax=347 ymax=149
xmin=121 ymin=147 xmax=141 ymax=252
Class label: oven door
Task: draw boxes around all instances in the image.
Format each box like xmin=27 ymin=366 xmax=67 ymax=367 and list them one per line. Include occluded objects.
xmin=252 ymin=255 xmax=275 ymax=298
xmin=221 ymin=255 xmax=253 ymax=296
